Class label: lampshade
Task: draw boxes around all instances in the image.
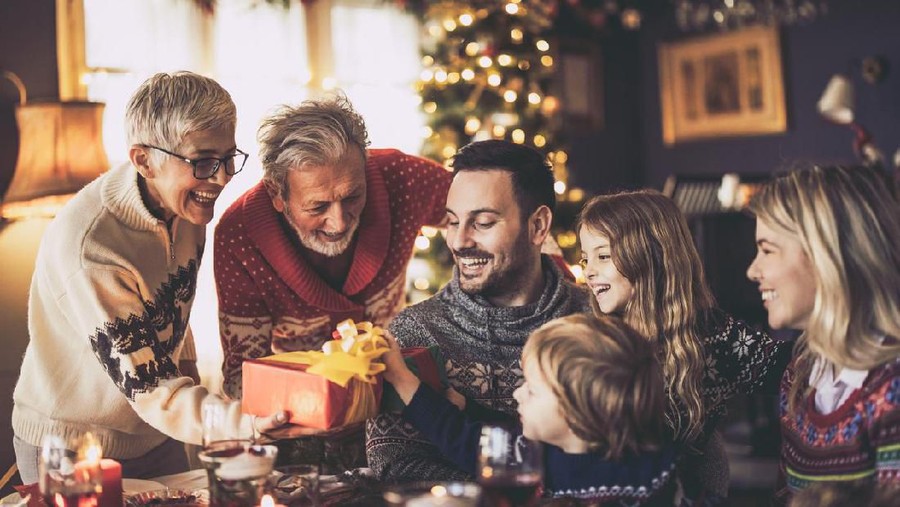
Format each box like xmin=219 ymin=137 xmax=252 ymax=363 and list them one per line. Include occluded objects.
xmin=817 ymin=74 xmax=855 ymax=125
xmin=2 ymin=101 xmax=109 ymax=218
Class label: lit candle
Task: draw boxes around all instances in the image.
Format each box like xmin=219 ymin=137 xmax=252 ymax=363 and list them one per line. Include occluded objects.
xmin=73 ymin=437 xmax=103 ymax=499
xmin=75 ymin=435 xmax=122 ymax=507
xmin=258 ymin=494 xmax=286 ymax=507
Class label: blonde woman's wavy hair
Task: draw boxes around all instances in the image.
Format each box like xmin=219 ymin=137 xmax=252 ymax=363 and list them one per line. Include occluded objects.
xmin=523 ymin=313 xmax=666 ymax=460
xmin=577 ymin=190 xmax=715 ymax=443
xmin=747 ymin=165 xmax=900 ymax=413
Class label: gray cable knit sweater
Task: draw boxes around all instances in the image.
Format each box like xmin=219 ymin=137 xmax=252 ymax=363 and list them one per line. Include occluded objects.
xmin=366 ymin=256 xmax=591 ymax=481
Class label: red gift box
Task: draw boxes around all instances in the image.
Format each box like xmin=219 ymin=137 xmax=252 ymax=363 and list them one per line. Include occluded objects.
xmin=241 ymin=359 xmax=383 ymax=430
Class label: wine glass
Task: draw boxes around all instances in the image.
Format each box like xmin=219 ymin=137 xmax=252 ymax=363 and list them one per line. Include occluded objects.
xmin=477 ymin=424 xmax=543 ymax=507
xmin=201 ymin=396 xmax=234 ymax=448
xmin=40 ymin=434 xmax=102 ymax=507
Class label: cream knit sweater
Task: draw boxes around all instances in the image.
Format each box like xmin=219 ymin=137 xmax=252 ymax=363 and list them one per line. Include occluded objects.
xmin=12 ymin=164 xmax=252 ymax=459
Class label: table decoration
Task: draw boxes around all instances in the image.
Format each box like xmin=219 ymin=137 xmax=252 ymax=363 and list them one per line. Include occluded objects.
xmin=123 ymin=489 xmax=207 ymax=507
xmin=270 ymin=465 xmax=318 ymax=506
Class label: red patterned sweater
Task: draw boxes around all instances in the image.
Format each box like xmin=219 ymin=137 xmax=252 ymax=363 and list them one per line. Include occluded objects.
xmin=775 ymin=355 xmax=900 ymax=504
xmin=214 ymin=149 xmax=450 ymax=398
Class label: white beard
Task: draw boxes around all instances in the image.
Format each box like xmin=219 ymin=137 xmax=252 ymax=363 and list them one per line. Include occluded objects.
xmin=284 ymin=208 xmax=359 ymax=257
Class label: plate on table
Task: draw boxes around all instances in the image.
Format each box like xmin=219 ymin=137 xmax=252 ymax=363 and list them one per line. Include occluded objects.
xmin=122 ymin=478 xmax=166 ymax=495
xmin=124 ymin=489 xmax=208 ymax=506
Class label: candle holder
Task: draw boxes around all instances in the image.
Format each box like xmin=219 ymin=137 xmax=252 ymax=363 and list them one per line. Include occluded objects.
xmin=271 ymin=464 xmax=319 ymax=506
xmin=198 ymin=440 xmax=278 ymax=507
xmin=39 ymin=434 xmax=103 ymax=507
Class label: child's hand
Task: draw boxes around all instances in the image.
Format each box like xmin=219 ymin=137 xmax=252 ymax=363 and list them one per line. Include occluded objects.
xmin=445 ymin=387 xmax=466 ymax=411
xmin=381 ymin=332 xmax=420 ymax=405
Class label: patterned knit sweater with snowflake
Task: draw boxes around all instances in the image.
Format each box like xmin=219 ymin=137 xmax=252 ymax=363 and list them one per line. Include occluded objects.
xmin=366 ymin=258 xmax=592 ymax=481
xmin=773 ymin=355 xmax=900 ymax=505
xmin=215 ymin=149 xmax=451 ymax=398
xmin=676 ymin=309 xmax=792 ymax=498
xmin=693 ymin=309 xmax=792 ymax=436
xmin=12 ymin=164 xmax=253 ymax=460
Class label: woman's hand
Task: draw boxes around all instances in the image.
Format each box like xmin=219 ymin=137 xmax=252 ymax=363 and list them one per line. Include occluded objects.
xmin=254 ymin=411 xmax=290 ymax=435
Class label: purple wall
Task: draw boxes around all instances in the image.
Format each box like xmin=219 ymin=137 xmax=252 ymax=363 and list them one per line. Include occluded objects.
xmin=637 ymin=0 xmax=900 ymax=188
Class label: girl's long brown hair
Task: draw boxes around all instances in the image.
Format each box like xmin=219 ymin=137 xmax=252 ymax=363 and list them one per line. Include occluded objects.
xmin=577 ymin=190 xmax=715 ymax=443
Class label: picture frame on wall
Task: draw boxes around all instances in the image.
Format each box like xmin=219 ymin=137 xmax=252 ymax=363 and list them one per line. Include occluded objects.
xmin=658 ymin=25 xmax=787 ymax=145
xmin=558 ymin=42 xmax=604 ymax=131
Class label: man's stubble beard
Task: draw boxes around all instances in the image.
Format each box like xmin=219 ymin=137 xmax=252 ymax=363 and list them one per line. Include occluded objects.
xmin=457 ymin=232 xmax=534 ymax=300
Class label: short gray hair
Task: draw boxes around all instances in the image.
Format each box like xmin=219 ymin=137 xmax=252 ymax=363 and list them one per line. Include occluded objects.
xmin=125 ymin=71 xmax=236 ymax=161
xmin=258 ymin=94 xmax=369 ymax=199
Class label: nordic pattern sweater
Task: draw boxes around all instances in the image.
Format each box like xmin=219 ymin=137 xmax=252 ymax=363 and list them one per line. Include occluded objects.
xmin=12 ymin=164 xmax=253 ymax=459
xmin=366 ymin=257 xmax=592 ymax=481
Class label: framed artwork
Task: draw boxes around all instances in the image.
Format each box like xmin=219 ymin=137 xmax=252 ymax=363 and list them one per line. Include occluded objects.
xmin=558 ymin=42 xmax=604 ymax=131
xmin=658 ymin=26 xmax=786 ymax=145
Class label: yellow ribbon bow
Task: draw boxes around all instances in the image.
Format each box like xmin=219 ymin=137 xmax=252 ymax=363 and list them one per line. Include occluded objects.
xmin=261 ymin=319 xmax=389 ymax=388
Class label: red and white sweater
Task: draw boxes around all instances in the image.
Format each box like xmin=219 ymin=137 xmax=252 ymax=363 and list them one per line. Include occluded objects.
xmin=215 ymin=149 xmax=451 ymax=398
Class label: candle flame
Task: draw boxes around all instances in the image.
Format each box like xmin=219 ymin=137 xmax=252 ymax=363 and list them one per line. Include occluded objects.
xmin=54 ymin=493 xmax=65 ymax=507
xmin=260 ymin=494 xmax=275 ymax=507
xmin=79 ymin=432 xmax=102 ymax=463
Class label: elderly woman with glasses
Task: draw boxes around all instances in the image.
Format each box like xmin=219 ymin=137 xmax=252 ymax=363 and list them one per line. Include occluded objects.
xmin=11 ymin=72 xmax=288 ymax=482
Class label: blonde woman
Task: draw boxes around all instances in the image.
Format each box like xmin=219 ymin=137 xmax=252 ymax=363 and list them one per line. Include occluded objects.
xmin=578 ymin=190 xmax=791 ymax=503
xmin=746 ymin=165 xmax=900 ymax=504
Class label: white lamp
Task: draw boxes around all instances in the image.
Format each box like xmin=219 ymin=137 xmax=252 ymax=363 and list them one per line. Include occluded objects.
xmin=817 ymin=74 xmax=854 ymax=125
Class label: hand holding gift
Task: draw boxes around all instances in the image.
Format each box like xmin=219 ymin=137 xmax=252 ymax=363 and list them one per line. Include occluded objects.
xmin=380 ymin=332 xmax=422 ymax=405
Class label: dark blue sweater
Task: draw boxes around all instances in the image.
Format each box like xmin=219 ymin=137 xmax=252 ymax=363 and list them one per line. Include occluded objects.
xmin=401 ymin=384 xmax=679 ymax=505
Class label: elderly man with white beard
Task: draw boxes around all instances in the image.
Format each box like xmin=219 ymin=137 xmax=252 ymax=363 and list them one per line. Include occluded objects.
xmin=214 ymin=95 xmax=451 ymax=398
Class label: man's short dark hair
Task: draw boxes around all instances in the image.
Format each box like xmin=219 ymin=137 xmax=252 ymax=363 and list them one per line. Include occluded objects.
xmin=450 ymin=140 xmax=556 ymax=216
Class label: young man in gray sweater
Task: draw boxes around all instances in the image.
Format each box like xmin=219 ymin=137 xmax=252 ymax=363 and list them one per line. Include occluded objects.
xmin=366 ymin=140 xmax=591 ymax=481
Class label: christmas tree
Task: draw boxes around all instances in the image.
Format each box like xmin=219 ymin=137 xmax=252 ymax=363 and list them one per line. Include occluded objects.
xmin=406 ymin=0 xmax=584 ymax=299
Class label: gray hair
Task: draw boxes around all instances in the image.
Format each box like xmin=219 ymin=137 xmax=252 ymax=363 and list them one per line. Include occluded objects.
xmin=125 ymin=71 xmax=236 ymax=164
xmin=258 ymin=94 xmax=370 ymax=199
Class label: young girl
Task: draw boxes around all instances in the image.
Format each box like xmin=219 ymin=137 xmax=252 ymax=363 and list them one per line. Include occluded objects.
xmin=577 ymin=190 xmax=792 ymax=502
xmin=382 ymin=313 xmax=678 ymax=505
xmin=746 ymin=165 xmax=900 ymax=503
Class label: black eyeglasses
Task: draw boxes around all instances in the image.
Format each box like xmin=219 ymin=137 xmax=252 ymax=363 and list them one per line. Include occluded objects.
xmin=142 ymin=145 xmax=249 ymax=180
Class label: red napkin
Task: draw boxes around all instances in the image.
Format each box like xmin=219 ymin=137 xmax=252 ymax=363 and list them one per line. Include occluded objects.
xmin=12 ymin=483 xmax=47 ymax=506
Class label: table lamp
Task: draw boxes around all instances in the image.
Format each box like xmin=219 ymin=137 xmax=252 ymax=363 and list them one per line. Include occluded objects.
xmin=2 ymin=70 xmax=109 ymax=219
